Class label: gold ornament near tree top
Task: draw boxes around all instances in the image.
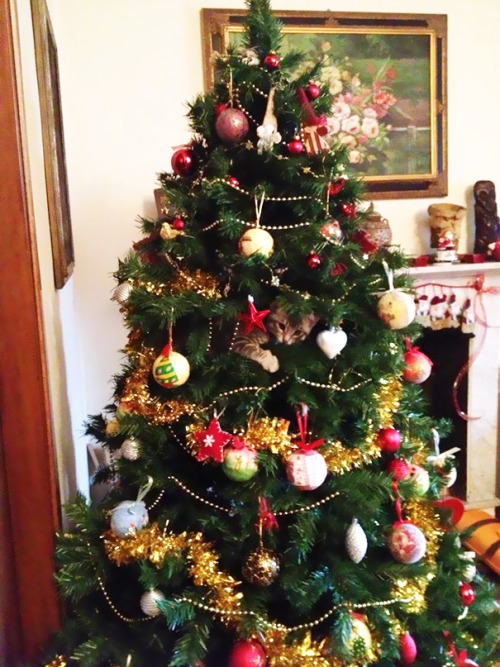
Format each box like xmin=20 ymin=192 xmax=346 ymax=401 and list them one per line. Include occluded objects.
xmin=242 ymin=546 xmax=280 ymax=586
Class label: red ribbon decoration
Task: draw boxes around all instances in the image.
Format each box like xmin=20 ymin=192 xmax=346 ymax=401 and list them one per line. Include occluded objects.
xmin=444 ymin=631 xmax=479 ymax=666
xmin=231 ymin=435 xmax=248 ymax=450
xmin=392 ymin=480 xmax=405 ymax=526
xmin=405 ymin=336 xmax=434 ymax=366
xmin=296 ymin=404 xmax=325 ymax=452
xmin=257 ymin=496 xmax=279 ymax=532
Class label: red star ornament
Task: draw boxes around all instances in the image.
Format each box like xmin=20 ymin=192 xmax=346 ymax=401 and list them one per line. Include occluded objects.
xmin=239 ymin=296 xmax=270 ymax=334
xmin=194 ymin=418 xmax=233 ymax=462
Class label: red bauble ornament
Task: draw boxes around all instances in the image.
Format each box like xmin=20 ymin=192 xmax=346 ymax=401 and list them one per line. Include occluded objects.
xmin=228 ymin=640 xmax=267 ymax=667
xmin=378 ymin=427 xmax=402 ymax=453
xmin=307 ymin=81 xmax=321 ymax=99
xmin=400 ymin=633 xmax=417 ymax=665
xmin=216 ymin=108 xmax=250 ymax=144
xmin=215 ymin=102 xmax=228 ymax=115
xmin=193 ymin=417 xmax=233 ymax=463
xmin=460 ymin=582 xmax=475 ymax=606
xmin=228 ymin=177 xmax=240 ymax=188
xmin=388 ymin=458 xmax=410 ymax=480
xmin=341 ymin=202 xmax=357 ymax=218
xmin=403 ymin=348 xmax=433 ymax=384
xmin=171 ymin=217 xmax=185 ymax=230
xmin=263 ymin=51 xmax=281 ymax=69
xmin=308 ymin=251 xmax=322 ymax=269
xmin=288 ymin=137 xmax=305 ymax=155
xmin=331 ymin=262 xmax=348 ymax=277
xmin=328 ymin=178 xmax=346 ymax=196
xmin=171 ymin=148 xmax=198 ymax=178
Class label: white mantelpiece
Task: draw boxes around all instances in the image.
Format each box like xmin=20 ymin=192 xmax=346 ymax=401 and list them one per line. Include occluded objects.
xmin=406 ymin=262 xmax=500 ymax=510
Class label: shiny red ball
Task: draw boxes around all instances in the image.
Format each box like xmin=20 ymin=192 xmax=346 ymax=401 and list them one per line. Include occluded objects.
xmin=171 ymin=217 xmax=185 ymax=230
xmin=328 ymin=178 xmax=346 ymax=196
xmin=228 ymin=640 xmax=267 ymax=667
xmin=460 ymin=582 xmax=476 ymax=606
xmin=341 ymin=202 xmax=357 ymax=218
xmin=228 ymin=177 xmax=240 ymax=188
xmin=171 ymin=148 xmax=198 ymax=178
xmin=388 ymin=458 xmax=410 ymax=480
xmin=263 ymin=51 xmax=281 ymax=69
xmin=400 ymin=633 xmax=417 ymax=665
xmin=378 ymin=427 xmax=402 ymax=453
xmin=308 ymin=252 xmax=322 ymax=269
xmin=307 ymin=81 xmax=321 ymax=99
xmin=288 ymin=138 xmax=304 ymax=155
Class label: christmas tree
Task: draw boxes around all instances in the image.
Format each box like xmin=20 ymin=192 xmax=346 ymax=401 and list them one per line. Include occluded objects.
xmin=47 ymin=2 xmax=499 ymax=665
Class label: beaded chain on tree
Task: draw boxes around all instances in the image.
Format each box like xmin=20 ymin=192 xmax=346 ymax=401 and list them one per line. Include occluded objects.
xmin=46 ymin=1 xmax=499 ymax=666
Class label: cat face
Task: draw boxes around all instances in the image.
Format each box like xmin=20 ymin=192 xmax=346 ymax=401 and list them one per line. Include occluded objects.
xmin=267 ymin=305 xmax=319 ymax=345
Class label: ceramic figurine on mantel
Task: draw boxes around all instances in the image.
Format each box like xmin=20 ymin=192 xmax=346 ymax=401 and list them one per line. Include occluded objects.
xmin=363 ymin=203 xmax=392 ymax=249
xmin=473 ymin=180 xmax=500 ymax=257
xmin=428 ymin=203 xmax=466 ymax=263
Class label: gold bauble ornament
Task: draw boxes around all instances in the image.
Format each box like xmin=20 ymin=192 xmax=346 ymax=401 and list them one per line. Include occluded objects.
xmin=160 ymin=222 xmax=184 ymax=240
xmin=105 ymin=418 xmax=121 ymax=437
xmin=152 ymin=347 xmax=190 ymax=388
xmin=239 ymin=227 xmax=274 ymax=258
xmin=377 ymin=290 xmax=416 ymax=330
xmin=242 ymin=546 xmax=280 ymax=586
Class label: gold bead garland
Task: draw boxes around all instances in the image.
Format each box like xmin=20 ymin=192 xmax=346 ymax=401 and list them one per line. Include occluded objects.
xmin=204 ymin=176 xmax=322 ymax=205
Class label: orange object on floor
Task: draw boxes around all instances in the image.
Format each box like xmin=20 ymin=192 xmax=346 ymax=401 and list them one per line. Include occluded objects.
xmin=456 ymin=509 xmax=500 ymax=576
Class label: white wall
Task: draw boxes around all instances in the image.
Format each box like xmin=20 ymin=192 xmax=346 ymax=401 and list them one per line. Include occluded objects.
xmin=47 ymin=0 xmax=500 ymax=484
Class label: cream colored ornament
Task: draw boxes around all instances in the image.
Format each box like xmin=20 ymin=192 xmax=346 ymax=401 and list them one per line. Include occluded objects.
xmin=348 ymin=616 xmax=372 ymax=654
xmin=105 ymin=418 xmax=121 ymax=437
xmin=160 ymin=222 xmax=183 ymax=241
xmin=238 ymin=227 xmax=274 ymax=258
xmin=112 ymin=281 xmax=133 ymax=306
xmin=377 ymin=290 xmax=416 ymax=330
xmin=345 ymin=518 xmax=368 ymax=563
xmin=152 ymin=347 xmax=190 ymax=388
xmin=140 ymin=589 xmax=166 ymax=617
xmin=121 ymin=438 xmax=141 ymax=461
xmin=286 ymin=450 xmax=328 ymax=491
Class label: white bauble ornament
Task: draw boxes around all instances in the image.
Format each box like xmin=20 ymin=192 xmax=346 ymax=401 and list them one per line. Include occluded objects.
xmin=286 ymin=450 xmax=328 ymax=491
xmin=406 ymin=464 xmax=430 ymax=496
xmin=238 ymin=227 xmax=274 ymax=258
xmin=140 ymin=589 xmax=166 ymax=617
xmin=316 ymin=327 xmax=347 ymax=359
xmin=388 ymin=522 xmax=427 ymax=564
xmin=121 ymin=438 xmax=141 ymax=461
xmin=152 ymin=349 xmax=190 ymax=388
xmin=110 ymin=500 xmax=149 ymax=538
xmin=377 ymin=290 xmax=416 ymax=330
xmin=348 ymin=615 xmax=372 ymax=654
xmin=441 ymin=466 xmax=457 ymax=488
xmin=113 ymin=281 xmax=133 ymax=306
xmin=461 ymin=551 xmax=477 ymax=582
xmin=346 ymin=518 xmax=368 ymax=563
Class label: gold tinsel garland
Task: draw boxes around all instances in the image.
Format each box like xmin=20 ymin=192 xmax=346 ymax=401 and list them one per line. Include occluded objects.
xmin=119 ymin=348 xmax=197 ymax=425
xmin=103 ymin=523 xmax=242 ymax=616
xmin=44 ymin=658 xmax=67 ymax=667
xmin=323 ymin=378 xmax=401 ymax=475
xmin=135 ymin=268 xmax=222 ymax=300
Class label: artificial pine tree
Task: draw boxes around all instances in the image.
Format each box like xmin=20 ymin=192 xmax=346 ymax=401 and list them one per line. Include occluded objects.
xmin=47 ymin=2 xmax=499 ymax=666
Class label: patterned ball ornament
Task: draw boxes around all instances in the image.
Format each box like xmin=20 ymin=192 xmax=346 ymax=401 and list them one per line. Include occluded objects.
xmin=228 ymin=640 xmax=267 ymax=667
xmin=406 ymin=463 xmax=430 ymax=495
xmin=140 ymin=589 xmax=166 ymax=617
xmin=152 ymin=345 xmax=190 ymax=388
xmin=242 ymin=547 xmax=280 ymax=586
xmin=215 ymin=108 xmax=249 ymax=144
xmin=171 ymin=147 xmax=198 ymax=177
xmin=388 ymin=522 xmax=427 ymax=564
xmin=403 ymin=347 xmax=433 ymax=384
xmin=238 ymin=227 xmax=274 ymax=258
xmin=347 ymin=614 xmax=372 ymax=655
xmin=345 ymin=518 xmax=368 ymax=563
xmin=286 ymin=450 xmax=328 ymax=491
xmin=112 ymin=281 xmax=133 ymax=306
xmin=388 ymin=458 xmax=410 ymax=480
xmin=377 ymin=290 xmax=416 ymax=330
xmin=110 ymin=500 xmax=148 ymax=538
xmin=222 ymin=442 xmax=259 ymax=482
xmin=121 ymin=437 xmax=141 ymax=461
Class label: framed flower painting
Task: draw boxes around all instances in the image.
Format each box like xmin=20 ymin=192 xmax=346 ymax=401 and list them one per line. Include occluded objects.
xmin=201 ymin=10 xmax=447 ymax=199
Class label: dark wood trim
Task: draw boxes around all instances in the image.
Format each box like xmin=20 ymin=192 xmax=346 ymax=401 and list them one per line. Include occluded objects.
xmin=0 ymin=0 xmax=61 ymax=661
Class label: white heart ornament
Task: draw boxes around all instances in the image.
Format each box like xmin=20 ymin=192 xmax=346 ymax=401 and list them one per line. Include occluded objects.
xmin=316 ymin=327 xmax=347 ymax=359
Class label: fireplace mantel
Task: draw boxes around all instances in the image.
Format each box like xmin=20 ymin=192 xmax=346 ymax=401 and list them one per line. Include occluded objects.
xmin=404 ymin=261 xmax=500 ymax=510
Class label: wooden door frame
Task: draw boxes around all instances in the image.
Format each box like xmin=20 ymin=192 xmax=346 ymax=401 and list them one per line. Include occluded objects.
xmin=0 ymin=0 xmax=61 ymax=661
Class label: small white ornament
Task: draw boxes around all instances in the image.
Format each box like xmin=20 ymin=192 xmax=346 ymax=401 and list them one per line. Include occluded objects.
xmin=346 ymin=518 xmax=368 ymax=563
xmin=140 ymin=589 xmax=166 ymax=617
xmin=121 ymin=438 xmax=141 ymax=461
xmin=112 ymin=281 xmax=133 ymax=306
xmin=238 ymin=227 xmax=274 ymax=258
xmin=316 ymin=327 xmax=347 ymax=359
xmin=461 ymin=551 xmax=477 ymax=582
xmin=286 ymin=450 xmax=328 ymax=491
xmin=257 ymin=124 xmax=282 ymax=153
xmin=110 ymin=500 xmax=148 ymax=537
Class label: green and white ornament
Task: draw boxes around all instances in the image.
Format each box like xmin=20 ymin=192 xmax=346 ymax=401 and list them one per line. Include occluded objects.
xmin=222 ymin=437 xmax=259 ymax=482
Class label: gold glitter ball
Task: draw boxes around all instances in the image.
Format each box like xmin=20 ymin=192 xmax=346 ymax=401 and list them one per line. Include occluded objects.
xmin=242 ymin=547 xmax=280 ymax=586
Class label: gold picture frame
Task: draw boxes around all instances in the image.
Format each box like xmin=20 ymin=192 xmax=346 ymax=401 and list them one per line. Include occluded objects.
xmin=31 ymin=0 xmax=74 ymax=288
xmin=201 ymin=9 xmax=447 ymax=200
